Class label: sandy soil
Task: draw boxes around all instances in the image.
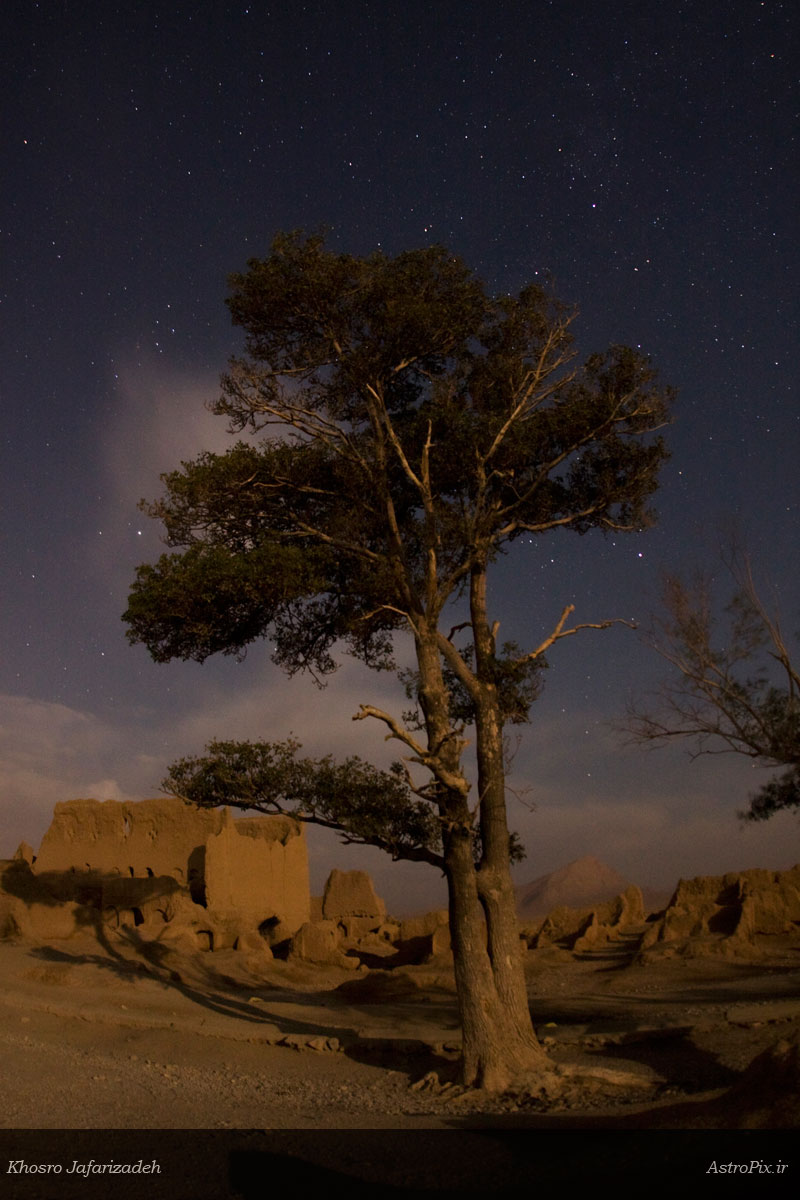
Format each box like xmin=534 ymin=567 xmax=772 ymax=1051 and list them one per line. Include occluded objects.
xmin=2 ymin=928 xmax=798 ymax=1197
xmin=1 ymin=925 xmax=799 ymax=1132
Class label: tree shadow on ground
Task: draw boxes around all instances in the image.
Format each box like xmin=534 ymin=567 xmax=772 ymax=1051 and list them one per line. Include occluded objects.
xmin=4 ymin=860 xmax=362 ymax=1036
xmin=3 ymin=860 xmax=459 ymax=1082
xmin=590 ymin=1033 xmax=739 ymax=1092
xmin=27 ymin=930 xmax=458 ymax=1083
xmin=29 ymin=933 xmax=360 ymax=1040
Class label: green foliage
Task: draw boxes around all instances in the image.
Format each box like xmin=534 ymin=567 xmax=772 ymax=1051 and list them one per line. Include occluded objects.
xmin=164 ymin=737 xmax=527 ymax=867
xmin=126 ymin=230 xmax=672 ymax=867
xmin=744 ymin=765 xmax=800 ymax=822
xmin=124 ymin=440 xmax=399 ymax=674
xmin=126 ymin=231 xmax=670 ymax=677
xmin=164 ymin=739 xmax=444 ymax=866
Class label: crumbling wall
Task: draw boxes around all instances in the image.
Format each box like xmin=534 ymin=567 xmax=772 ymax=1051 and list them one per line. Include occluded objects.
xmin=284 ymin=869 xmax=390 ymax=967
xmin=638 ymin=865 xmax=800 ymax=960
xmin=526 ymin=885 xmax=646 ymax=950
xmin=13 ymin=797 xmax=312 ymax=947
xmin=321 ymin=868 xmax=385 ymax=939
xmin=204 ymin=814 xmax=310 ymax=935
xmin=33 ymin=798 xmax=228 ymax=883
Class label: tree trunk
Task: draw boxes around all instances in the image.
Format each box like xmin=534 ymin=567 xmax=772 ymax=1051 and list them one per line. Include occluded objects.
xmin=415 ymin=624 xmax=550 ymax=1089
xmin=444 ymin=822 xmax=549 ymax=1089
xmin=473 ymin=707 xmax=542 ymax=1057
xmin=469 ymin=564 xmax=546 ymax=1062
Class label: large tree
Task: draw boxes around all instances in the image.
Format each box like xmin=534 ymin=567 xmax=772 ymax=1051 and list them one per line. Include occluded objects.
xmin=627 ymin=552 xmax=800 ymax=822
xmin=124 ymin=231 xmax=671 ymax=1090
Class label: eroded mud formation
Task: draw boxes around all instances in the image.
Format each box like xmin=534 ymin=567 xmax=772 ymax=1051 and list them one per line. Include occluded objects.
xmin=1 ymin=798 xmax=798 ymax=973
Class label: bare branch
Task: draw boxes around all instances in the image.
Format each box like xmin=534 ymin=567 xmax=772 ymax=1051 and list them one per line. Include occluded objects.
xmin=366 ymin=381 xmax=424 ymax=492
xmin=625 ymin=555 xmax=800 ymax=807
xmin=481 ymin=332 xmax=576 ymax=466
xmin=354 ymin=704 xmax=470 ymax=796
xmin=513 ymin=604 xmax=634 ymax=666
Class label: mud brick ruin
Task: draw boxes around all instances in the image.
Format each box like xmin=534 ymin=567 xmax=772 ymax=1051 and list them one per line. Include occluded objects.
xmin=1 ymin=796 xmax=798 ymax=972
xmin=2 ymin=797 xmax=311 ymax=952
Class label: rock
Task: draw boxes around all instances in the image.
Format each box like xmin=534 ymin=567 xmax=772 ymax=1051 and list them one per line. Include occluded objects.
xmin=288 ymin=919 xmax=354 ymax=967
xmin=637 ymin=865 xmax=800 ymax=961
xmin=13 ymin=842 xmax=34 ymax=865
xmin=0 ymin=894 xmax=30 ymax=940
xmin=597 ymin=884 xmax=646 ymax=926
xmin=26 ymin=900 xmax=83 ymax=940
xmin=337 ymin=953 xmax=361 ymax=970
xmin=277 ymin=1034 xmax=341 ymax=1053
xmin=428 ymin=924 xmax=452 ymax=958
xmin=158 ymin=926 xmax=201 ymax=954
xmin=306 ymin=1036 xmax=340 ymax=1053
xmin=528 ymin=905 xmax=578 ymax=946
xmin=322 ymin=869 xmax=386 ymax=922
xmin=347 ymin=931 xmax=398 ymax=962
xmin=398 ymin=909 xmax=449 ymax=943
xmin=571 ymin=912 xmax=605 ymax=952
xmin=234 ymin=929 xmax=274 ymax=956
xmin=557 ymin=1060 xmax=664 ymax=1089
xmin=719 ymin=1030 xmax=800 ymax=1126
xmin=656 ymin=1030 xmax=800 ymax=1129
xmin=337 ymin=914 xmax=383 ymax=940
xmin=389 ymin=910 xmax=455 ymax=965
xmin=527 ymin=885 xmax=648 ymax=951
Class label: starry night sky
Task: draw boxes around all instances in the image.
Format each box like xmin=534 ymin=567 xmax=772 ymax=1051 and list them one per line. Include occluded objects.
xmin=2 ymin=0 xmax=798 ymax=911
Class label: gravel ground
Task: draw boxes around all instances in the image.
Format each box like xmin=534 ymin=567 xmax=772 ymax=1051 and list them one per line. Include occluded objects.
xmin=1 ymin=935 xmax=798 ymax=1198
xmin=0 ymin=933 xmax=798 ymax=1130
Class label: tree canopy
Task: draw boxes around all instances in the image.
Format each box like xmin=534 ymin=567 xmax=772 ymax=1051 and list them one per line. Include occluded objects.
xmin=166 ymin=739 xmax=444 ymax=866
xmin=126 ymin=231 xmax=670 ymax=688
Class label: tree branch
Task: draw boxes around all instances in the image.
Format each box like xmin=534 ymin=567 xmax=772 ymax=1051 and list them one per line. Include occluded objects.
xmin=354 ymin=704 xmax=470 ymax=796
xmin=513 ymin=605 xmax=635 ymax=665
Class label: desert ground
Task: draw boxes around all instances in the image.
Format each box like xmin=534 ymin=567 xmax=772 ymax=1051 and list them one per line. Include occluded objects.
xmin=2 ymin=825 xmax=798 ymax=1195
xmin=1 ymin=916 xmax=798 ymax=1197
xmin=1 ymin=917 xmax=798 ymax=1130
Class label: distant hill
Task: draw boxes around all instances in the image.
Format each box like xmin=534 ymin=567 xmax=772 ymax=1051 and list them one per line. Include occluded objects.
xmin=516 ymin=855 xmax=633 ymax=919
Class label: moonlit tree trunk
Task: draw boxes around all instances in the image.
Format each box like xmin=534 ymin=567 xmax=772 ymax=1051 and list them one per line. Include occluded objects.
xmin=416 ymin=626 xmax=549 ymax=1089
xmin=469 ymin=565 xmax=546 ymax=1065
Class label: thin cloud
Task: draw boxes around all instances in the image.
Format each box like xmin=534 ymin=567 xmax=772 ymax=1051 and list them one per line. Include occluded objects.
xmin=103 ymin=352 xmax=232 ymax=512
xmin=0 ymin=694 xmax=135 ymax=852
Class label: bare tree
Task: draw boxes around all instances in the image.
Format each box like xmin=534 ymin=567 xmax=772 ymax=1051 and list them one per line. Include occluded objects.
xmin=627 ymin=550 xmax=800 ymax=820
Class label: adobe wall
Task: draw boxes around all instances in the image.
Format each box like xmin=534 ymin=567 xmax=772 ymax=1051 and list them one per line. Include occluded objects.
xmin=31 ymin=797 xmax=311 ymax=937
xmin=204 ymin=814 xmax=310 ymax=933
xmin=33 ymin=798 xmax=228 ymax=883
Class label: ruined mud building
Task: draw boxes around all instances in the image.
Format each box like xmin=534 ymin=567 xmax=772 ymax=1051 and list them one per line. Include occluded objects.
xmin=3 ymin=797 xmax=311 ymax=951
xmin=1 ymin=796 xmax=798 ymax=970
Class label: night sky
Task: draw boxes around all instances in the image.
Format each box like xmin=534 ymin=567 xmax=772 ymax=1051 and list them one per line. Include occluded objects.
xmin=2 ymin=0 xmax=798 ymax=912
